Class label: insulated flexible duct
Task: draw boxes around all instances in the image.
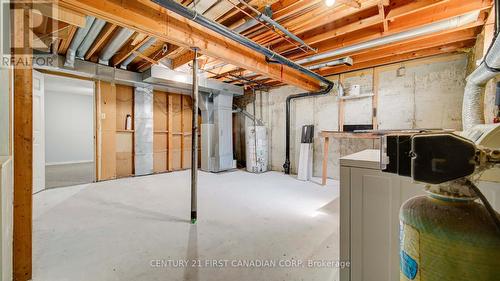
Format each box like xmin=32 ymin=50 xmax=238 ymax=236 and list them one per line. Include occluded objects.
xmin=462 ymin=10 xmax=500 ymax=130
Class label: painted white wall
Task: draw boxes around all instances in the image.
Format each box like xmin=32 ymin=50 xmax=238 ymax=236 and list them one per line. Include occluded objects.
xmin=44 ymin=75 xmax=94 ymax=165
xmin=245 ymin=54 xmax=468 ymax=180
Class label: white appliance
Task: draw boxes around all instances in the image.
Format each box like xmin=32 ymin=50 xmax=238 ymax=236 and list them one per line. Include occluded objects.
xmin=339 ymin=148 xmax=500 ymax=281
xmin=246 ymin=125 xmax=268 ymax=173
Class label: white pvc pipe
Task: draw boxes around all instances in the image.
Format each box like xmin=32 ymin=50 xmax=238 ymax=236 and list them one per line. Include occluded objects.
xmin=298 ymin=11 xmax=480 ymax=65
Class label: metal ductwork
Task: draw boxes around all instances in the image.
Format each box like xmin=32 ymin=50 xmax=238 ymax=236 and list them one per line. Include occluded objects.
xmin=462 ymin=3 xmax=500 ymax=130
xmin=233 ymin=4 xmax=272 ymax=34
xmin=64 ymin=16 xmax=95 ymax=68
xmin=99 ymin=27 xmax=134 ymax=65
xmin=307 ymin=57 xmax=353 ymax=70
xmin=149 ymin=0 xmax=336 ymax=175
xmin=76 ymin=18 xmax=106 ymax=59
xmin=297 ymin=11 xmax=480 ymax=65
xmin=35 ymin=54 xmax=243 ymax=96
xmin=121 ymin=37 xmax=157 ymax=69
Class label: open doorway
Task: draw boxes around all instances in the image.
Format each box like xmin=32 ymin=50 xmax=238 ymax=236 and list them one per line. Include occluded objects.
xmin=42 ymin=74 xmax=95 ymax=189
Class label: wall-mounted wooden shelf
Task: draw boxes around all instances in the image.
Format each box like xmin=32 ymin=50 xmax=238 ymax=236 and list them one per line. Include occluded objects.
xmin=338 ymin=93 xmax=374 ymax=100
xmin=97 ymin=81 xmax=135 ymax=181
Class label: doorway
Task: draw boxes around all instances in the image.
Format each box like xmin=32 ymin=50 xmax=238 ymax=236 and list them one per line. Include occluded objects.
xmin=41 ymin=74 xmax=95 ymax=189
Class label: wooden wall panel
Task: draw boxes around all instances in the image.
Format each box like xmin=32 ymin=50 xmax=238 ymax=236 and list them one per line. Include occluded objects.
xmin=170 ymin=94 xmax=183 ymax=170
xmin=115 ymin=84 xmax=134 ymax=177
xmin=182 ymin=95 xmax=193 ymax=169
xmin=116 ymin=132 xmax=134 ymax=178
xmin=153 ymin=90 xmax=168 ymax=173
xmin=171 ymin=135 xmax=182 ymax=170
xmin=115 ymin=84 xmax=134 ymax=130
xmin=152 ymin=92 xmax=195 ymax=173
xmin=153 ymin=133 xmax=167 ymax=172
xmin=98 ymin=81 xmax=116 ymax=180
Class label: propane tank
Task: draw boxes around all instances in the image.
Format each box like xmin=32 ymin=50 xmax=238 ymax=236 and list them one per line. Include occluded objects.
xmin=399 ymin=181 xmax=500 ymax=281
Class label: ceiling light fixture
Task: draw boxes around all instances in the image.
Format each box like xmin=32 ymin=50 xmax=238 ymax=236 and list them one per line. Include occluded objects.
xmin=325 ymin=0 xmax=336 ymax=7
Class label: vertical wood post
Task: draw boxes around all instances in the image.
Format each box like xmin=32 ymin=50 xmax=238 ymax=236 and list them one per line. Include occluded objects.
xmin=372 ymin=68 xmax=379 ymax=130
xmin=12 ymin=1 xmax=33 ymax=280
xmin=190 ymin=48 xmax=199 ymax=224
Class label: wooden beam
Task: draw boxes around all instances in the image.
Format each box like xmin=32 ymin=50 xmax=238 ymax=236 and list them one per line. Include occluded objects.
xmin=386 ymin=0 xmax=449 ymax=20
xmin=378 ymin=3 xmax=388 ymax=33
xmin=318 ymin=40 xmax=474 ymax=76
xmin=84 ymin=23 xmax=118 ymax=60
xmin=338 ymin=0 xmax=362 ymax=8
xmin=250 ymin=0 xmax=380 ymax=46
xmin=110 ymin=34 xmax=151 ymax=66
xmin=12 ymin=2 xmax=33 ymax=281
xmin=387 ymin=0 xmax=491 ymax=33
xmin=290 ymin=0 xmax=489 ymax=62
xmin=301 ymin=19 xmax=484 ymax=66
xmin=135 ymin=43 xmax=180 ymax=72
xmin=133 ymin=50 xmax=160 ymax=65
xmin=57 ymin=0 xmax=322 ymax=90
xmin=272 ymin=12 xmax=382 ymax=53
xmin=313 ymin=28 xmax=479 ymax=69
xmin=171 ymin=50 xmax=197 ymax=69
xmin=33 ymin=2 xmax=86 ymax=27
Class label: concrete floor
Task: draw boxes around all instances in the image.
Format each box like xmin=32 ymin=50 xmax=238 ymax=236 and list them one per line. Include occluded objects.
xmin=34 ymin=170 xmax=340 ymax=281
xmin=45 ymin=162 xmax=95 ymax=189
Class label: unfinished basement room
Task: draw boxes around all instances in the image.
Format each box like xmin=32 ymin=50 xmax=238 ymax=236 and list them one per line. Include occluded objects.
xmin=1 ymin=0 xmax=500 ymax=280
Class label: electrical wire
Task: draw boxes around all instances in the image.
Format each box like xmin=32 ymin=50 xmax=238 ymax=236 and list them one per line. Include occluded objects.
xmin=465 ymin=179 xmax=500 ymax=233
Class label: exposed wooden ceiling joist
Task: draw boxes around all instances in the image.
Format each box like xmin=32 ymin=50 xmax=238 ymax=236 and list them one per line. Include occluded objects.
xmin=84 ymin=23 xmax=118 ymax=61
xmin=58 ymin=0 xmax=322 ymax=91
xmin=318 ymin=40 xmax=475 ymax=76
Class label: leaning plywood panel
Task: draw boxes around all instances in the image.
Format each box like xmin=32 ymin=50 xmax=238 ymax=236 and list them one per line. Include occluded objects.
xmin=116 ymin=84 xmax=134 ymax=177
xmin=98 ymin=81 xmax=116 ymax=180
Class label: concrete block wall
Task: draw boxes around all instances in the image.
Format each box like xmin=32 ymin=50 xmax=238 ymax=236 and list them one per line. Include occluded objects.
xmin=243 ymin=53 xmax=469 ymax=180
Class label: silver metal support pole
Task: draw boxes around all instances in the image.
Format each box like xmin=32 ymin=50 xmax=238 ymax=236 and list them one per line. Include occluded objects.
xmin=191 ymin=48 xmax=199 ymax=224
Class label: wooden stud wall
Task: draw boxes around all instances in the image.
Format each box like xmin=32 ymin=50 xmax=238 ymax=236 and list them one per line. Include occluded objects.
xmin=97 ymin=81 xmax=116 ymax=180
xmin=97 ymin=86 xmax=198 ymax=179
xmin=152 ymin=91 xmax=194 ymax=173
xmin=171 ymin=94 xmax=183 ymax=170
xmin=153 ymin=90 xmax=168 ymax=173
xmin=182 ymin=95 xmax=193 ymax=169
xmin=96 ymin=81 xmax=134 ymax=180
xmin=115 ymin=84 xmax=134 ymax=178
